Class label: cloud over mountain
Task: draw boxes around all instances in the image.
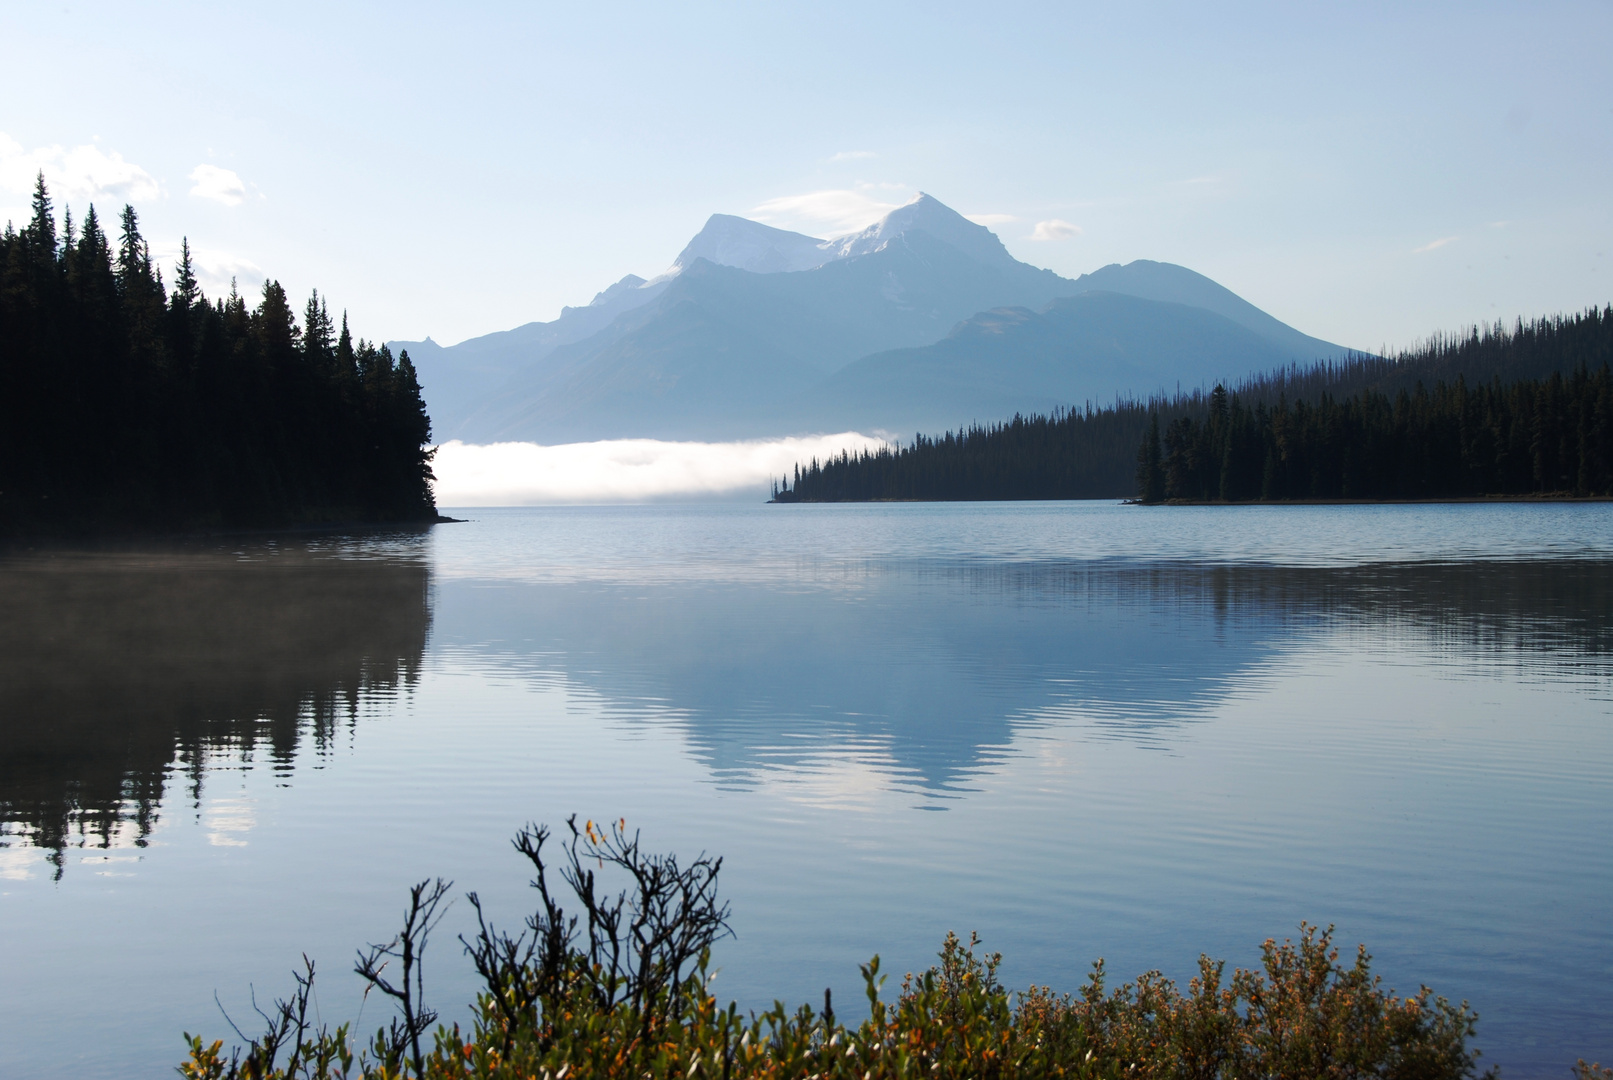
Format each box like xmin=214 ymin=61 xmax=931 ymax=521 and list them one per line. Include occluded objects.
xmin=1031 ymin=219 xmax=1081 ymax=241
xmin=750 ymin=188 xmax=906 ymax=234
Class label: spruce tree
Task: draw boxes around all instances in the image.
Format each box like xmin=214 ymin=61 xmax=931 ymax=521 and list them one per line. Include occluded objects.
xmin=174 ymin=238 xmax=200 ymax=310
xmin=28 ymin=171 xmax=56 ymax=262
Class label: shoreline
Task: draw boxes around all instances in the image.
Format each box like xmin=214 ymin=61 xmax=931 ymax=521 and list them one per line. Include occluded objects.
xmin=1129 ymin=493 xmax=1613 ymax=506
xmin=0 ymin=513 xmax=464 ymax=551
xmin=774 ymin=493 xmax=1613 ymax=506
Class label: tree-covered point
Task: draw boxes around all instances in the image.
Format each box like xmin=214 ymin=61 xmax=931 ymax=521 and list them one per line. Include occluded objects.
xmin=772 ymin=404 xmax=1154 ymax=503
xmin=773 ymin=306 xmax=1613 ymax=504
xmin=1138 ymin=366 xmax=1613 ymax=503
xmin=0 ymin=176 xmax=437 ymax=536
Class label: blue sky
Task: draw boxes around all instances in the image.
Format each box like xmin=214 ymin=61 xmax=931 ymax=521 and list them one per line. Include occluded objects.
xmin=3 ymin=1 xmax=1610 ymax=351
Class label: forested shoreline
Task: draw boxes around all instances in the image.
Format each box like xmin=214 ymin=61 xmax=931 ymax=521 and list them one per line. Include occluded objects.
xmin=0 ymin=177 xmax=438 ymax=537
xmin=1138 ymin=366 xmax=1612 ymax=502
xmin=772 ymin=306 xmax=1613 ymax=504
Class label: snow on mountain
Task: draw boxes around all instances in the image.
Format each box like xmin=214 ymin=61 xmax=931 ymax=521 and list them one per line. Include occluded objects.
xmin=824 ymin=192 xmax=1017 ymax=267
xmin=664 ymin=214 xmax=836 ymax=276
xmin=658 ymin=194 xmax=1017 ymax=282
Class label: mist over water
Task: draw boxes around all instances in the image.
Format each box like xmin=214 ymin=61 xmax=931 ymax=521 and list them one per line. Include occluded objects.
xmin=431 ymin=433 xmax=888 ymax=504
xmin=2 ymin=503 xmax=1610 ymax=1079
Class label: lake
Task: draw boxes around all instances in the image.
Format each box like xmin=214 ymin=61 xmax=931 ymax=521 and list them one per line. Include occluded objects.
xmin=2 ymin=501 xmax=1610 ymax=1078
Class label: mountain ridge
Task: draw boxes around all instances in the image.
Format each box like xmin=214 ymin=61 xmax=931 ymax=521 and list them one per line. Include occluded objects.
xmin=394 ymin=194 xmax=1356 ymax=443
xmin=458 ymin=225 xmax=1085 ymax=442
xmin=801 ymin=291 xmax=1327 ymax=438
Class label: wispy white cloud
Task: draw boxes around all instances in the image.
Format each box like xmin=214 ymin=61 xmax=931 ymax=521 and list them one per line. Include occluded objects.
xmin=1413 ymin=235 xmax=1458 ymax=254
xmin=0 ymin=131 xmax=160 ymax=205
xmin=830 ymin=150 xmax=877 ymax=161
xmin=433 ymin=433 xmax=890 ymax=505
xmin=1030 ymin=218 xmax=1082 ymax=241
xmin=751 ymin=188 xmax=905 ymax=235
xmin=189 ymin=163 xmax=247 ymax=205
xmin=965 ymin=213 xmax=1018 ymax=226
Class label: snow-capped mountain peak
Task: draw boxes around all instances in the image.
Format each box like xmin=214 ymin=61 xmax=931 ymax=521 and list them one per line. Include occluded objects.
xmin=653 ymin=195 xmax=1015 ymax=282
xmin=663 ymin=213 xmax=835 ymax=277
xmin=824 ymin=193 xmax=1016 ymax=267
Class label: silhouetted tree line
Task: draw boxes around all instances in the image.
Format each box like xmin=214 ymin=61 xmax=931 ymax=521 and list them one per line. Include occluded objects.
xmin=772 ymin=403 xmax=1156 ymax=502
xmin=774 ymin=306 xmax=1613 ymax=504
xmin=1137 ymin=365 xmax=1613 ymax=502
xmin=0 ymin=176 xmax=437 ymax=534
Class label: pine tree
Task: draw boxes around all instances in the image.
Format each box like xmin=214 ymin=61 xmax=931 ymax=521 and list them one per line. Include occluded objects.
xmin=302 ymin=289 xmax=334 ymax=364
xmin=174 ymin=238 xmax=200 ymax=310
xmin=117 ymin=205 xmax=144 ymax=288
xmin=336 ymin=310 xmax=355 ymax=380
xmin=28 ymin=171 xmax=56 ymax=263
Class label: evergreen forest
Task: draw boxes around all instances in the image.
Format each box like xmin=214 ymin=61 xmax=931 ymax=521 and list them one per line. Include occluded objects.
xmin=773 ymin=306 xmax=1613 ymax=504
xmin=0 ymin=176 xmax=437 ymax=536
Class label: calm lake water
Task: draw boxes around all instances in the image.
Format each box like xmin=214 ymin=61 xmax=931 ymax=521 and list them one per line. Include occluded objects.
xmin=2 ymin=502 xmax=1611 ymax=1078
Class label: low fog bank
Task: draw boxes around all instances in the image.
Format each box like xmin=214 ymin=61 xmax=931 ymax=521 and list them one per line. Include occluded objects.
xmin=432 ymin=433 xmax=890 ymax=506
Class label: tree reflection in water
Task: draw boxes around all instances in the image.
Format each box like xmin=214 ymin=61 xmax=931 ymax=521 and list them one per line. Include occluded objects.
xmin=0 ymin=537 xmax=432 ymax=875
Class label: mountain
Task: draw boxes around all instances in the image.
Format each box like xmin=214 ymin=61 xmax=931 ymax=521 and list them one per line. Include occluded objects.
xmin=403 ymin=193 xmax=1356 ymax=444
xmin=796 ymin=291 xmax=1321 ymax=436
xmin=392 ymin=273 xmax=667 ymax=436
xmin=397 ymin=213 xmax=840 ymax=436
xmin=456 ymin=198 xmax=1081 ymax=442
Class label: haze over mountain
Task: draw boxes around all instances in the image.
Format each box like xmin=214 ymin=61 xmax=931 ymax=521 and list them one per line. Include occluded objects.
xmin=393 ymin=194 xmax=1355 ymax=444
xmin=1062 ymin=260 xmax=1339 ymax=362
xmin=810 ymin=292 xmax=1322 ymax=437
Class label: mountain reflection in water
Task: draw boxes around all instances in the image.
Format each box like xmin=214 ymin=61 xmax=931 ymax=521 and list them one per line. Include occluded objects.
xmin=0 ymin=540 xmax=432 ymax=870
xmin=10 ymin=541 xmax=1608 ymax=867
xmin=436 ymin=557 xmax=1613 ymax=796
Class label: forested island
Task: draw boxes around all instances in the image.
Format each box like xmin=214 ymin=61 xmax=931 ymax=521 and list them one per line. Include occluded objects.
xmin=0 ymin=177 xmax=438 ymax=536
xmin=772 ymin=307 xmax=1613 ymax=504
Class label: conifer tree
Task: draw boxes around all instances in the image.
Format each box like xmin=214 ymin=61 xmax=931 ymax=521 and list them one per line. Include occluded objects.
xmin=174 ymin=238 xmax=200 ymax=310
xmin=28 ymin=171 xmax=56 ymax=262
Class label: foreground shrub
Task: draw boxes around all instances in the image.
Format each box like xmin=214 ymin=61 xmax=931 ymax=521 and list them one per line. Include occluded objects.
xmin=181 ymin=819 xmax=1500 ymax=1080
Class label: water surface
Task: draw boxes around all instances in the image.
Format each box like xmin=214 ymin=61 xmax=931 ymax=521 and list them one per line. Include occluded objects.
xmin=2 ymin=502 xmax=1610 ymax=1078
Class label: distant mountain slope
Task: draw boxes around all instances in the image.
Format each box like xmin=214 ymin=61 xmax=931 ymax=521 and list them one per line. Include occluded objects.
xmin=460 ymin=219 xmax=1080 ymax=442
xmin=793 ymin=291 xmax=1317 ymax=436
xmin=395 ymin=214 xmax=849 ymax=436
xmin=391 ymin=274 xmax=667 ymax=437
xmin=1067 ymin=260 xmax=1340 ymax=363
